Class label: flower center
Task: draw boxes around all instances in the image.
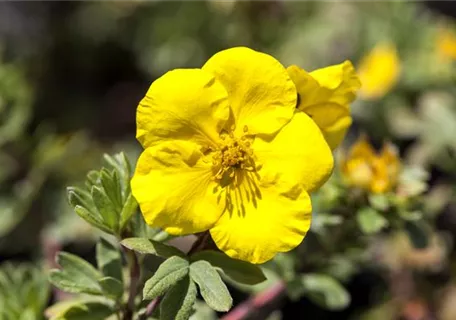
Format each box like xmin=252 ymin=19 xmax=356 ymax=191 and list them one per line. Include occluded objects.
xmin=212 ymin=126 xmax=254 ymax=181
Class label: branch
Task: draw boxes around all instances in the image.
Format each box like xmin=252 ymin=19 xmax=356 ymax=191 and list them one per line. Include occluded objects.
xmin=221 ymin=281 xmax=287 ymax=320
xmin=123 ymin=248 xmax=140 ymax=320
xmin=139 ymin=296 xmax=162 ymax=320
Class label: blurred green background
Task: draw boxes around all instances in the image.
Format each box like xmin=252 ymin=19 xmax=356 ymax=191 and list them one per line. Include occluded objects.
xmin=2 ymin=1 xmax=456 ymax=319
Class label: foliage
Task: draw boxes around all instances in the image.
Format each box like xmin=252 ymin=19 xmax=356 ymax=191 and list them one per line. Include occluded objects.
xmin=45 ymin=152 xmax=267 ymax=319
xmin=0 ymin=262 xmax=50 ymax=320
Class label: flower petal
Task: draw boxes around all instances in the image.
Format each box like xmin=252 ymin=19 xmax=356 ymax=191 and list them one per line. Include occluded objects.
xmin=136 ymin=69 xmax=230 ymax=148
xmin=303 ymin=103 xmax=352 ymax=150
xmin=131 ymin=141 xmax=225 ymax=235
xmin=203 ymin=47 xmax=296 ymax=137
xmin=253 ymin=112 xmax=334 ymax=193
xmin=287 ymin=61 xmax=360 ymax=150
xmin=210 ymin=181 xmax=312 ymax=264
xmin=309 ymin=60 xmax=360 ymax=106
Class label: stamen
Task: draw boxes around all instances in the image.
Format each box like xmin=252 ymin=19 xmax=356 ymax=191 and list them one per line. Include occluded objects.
xmin=212 ymin=129 xmax=255 ymax=184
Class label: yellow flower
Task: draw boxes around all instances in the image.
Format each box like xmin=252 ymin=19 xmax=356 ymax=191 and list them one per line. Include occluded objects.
xmin=131 ymin=47 xmax=334 ymax=264
xmin=436 ymin=28 xmax=456 ymax=61
xmin=341 ymin=135 xmax=400 ymax=194
xmin=357 ymin=42 xmax=401 ymax=100
xmin=287 ymin=61 xmax=360 ymax=150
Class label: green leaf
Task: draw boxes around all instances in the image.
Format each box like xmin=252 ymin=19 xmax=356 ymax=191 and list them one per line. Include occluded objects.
xmin=190 ymin=251 xmax=266 ymax=285
xmin=311 ymin=213 xmax=343 ymax=235
xmin=118 ymin=152 xmax=132 ymax=196
xmin=57 ymin=252 xmax=100 ymax=279
xmin=100 ymin=169 xmax=122 ymax=211
xmin=189 ymin=260 xmax=232 ymax=312
xmin=356 ymin=207 xmax=388 ymax=234
xmin=98 ymin=277 xmax=123 ymax=300
xmin=368 ymin=194 xmax=390 ymax=211
xmin=301 ymin=273 xmax=350 ymax=311
xmin=18 ymin=308 xmax=35 ymax=320
xmin=96 ymin=238 xmax=123 ymax=282
xmin=267 ymin=252 xmax=296 ymax=281
xmin=143 ymin=256 xmax=189 ymax=301
xmin=103 ymin=152 xmax=131 ymax=198
xmin=68 ymin=187 xmax=112 ymax=233
xmin=47 ymin=300 xmax=114 ymax=320
xmin=398 ymin=209 xmax=423 ymax=222
xmin=0 ymin=263 xmax=50 ymax=318
xmin=67 ymin=187 xmax=96 ymax=213
xmin=91 ymin=186 xmax=118 ymax=232
xmin=287 ymin=277 xmax=306 ymax=301
xmin=49 ymin=271 xmax=101 ymax=295
xmin=405 ymin=221 xmax=429 ymax=249
xmin=86 ymin=170 xmax=100 ymax=189
xmin=49 ymin=252 xmax=102 ymax=295
xmin=152 ymin=230 xmax=176 ymax=242
xmin=160 ymin=276 xmax=197 ymax=320
xmin=73 ymin=206 xmax=112 ymax=234
xmin=121 ymin=238 xmax=185 ymax=258
xmin=324 ymin=256 xmax=358 ymax=282
xmin=119 ymin=193 xmax=138 ymax=230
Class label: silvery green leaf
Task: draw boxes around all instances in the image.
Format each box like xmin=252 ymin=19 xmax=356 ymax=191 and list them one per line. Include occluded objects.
xmin=121 ymin=238 xmax=185 ymax=258
xmin=47 ymin=300 xmax=115 ymax=320
xmin=143 ymin=256 xmax=189 ymax=301
xmin=96 ymin=238 xmax=123 ymax=282
xmin=356 ymin=207 xmax=388 ymax=234
xmin=91 ymin=186 xmax=118 ymax=232
xmin=189 ymin=260 xmax=232 ymax=312
xmin=100 ymin=169 xmax=122 ymax=211
xmin=119 ymin=193 xmax=138 ymax=230
xmin=49 ymin=252 xmax=102 ymax=295
xmin=49 ymin=271 xmax=102 ymax=295
xmin=98 ymin=277 xmax=123 ymax=300
xmin=301 ymin=273 xmax=350 ymax=311
xmin=103 ymin=152 xmax=132 ymax=198
xmin=67 ymin=186 xmax=96 ymax=214
xmin=190 ymin=251 xmax=266 ymax=285
xmin=85 ymin=170 xmax=100 ymax=189
xmin=160 ymin=276 xmax=197 ymax=320
xmin=368 ymin=194 xmax=390 ymax=211
xmin=73 ymin=205 xmax=112 ymax=234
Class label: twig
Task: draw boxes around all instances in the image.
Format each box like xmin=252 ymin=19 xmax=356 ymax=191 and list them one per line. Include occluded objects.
xmin=139 ymin=296 xmax=162 ymax=320
xmin=187 ymin=231 xmax=212 ymax=256
xmin=221 ymin=281 xmax=287 ymax=320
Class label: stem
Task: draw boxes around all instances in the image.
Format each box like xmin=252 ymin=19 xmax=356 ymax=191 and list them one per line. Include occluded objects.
xmin=139 ymin=296 xmax=162 ymax=320
xmin=123 ymin=248 xmax=140 ymax=320
xmin=221 ymin=281 xmax=287 ymax=320
xmin=187 ymin=231 xmax=212 ymax=256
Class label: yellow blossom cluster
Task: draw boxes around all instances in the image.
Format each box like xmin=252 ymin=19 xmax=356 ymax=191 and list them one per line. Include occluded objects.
xmin=341 ymin=135 xmax=401 ymax=194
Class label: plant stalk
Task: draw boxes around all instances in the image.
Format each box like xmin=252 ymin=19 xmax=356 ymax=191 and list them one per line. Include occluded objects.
xmin=221 ymin=281 xmax=287 ymax=320
xmin=123 ymin=247 xmax=140 ymax=320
